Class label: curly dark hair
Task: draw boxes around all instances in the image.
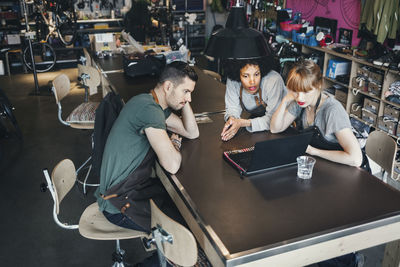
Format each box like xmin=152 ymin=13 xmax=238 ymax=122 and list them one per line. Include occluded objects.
xmin=223 ymin=56 xmax=273 ymax=82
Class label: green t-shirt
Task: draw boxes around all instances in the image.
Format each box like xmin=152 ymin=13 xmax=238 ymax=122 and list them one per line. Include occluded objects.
xmin=95 ymin=93 xmax=171 ymax=214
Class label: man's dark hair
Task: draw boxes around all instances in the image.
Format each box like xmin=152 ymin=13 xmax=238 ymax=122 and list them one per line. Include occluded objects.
xmin=158 ymin=61 xmax=198 ymax=86
xmin=223 ymin=57 xmax=273 ymax=82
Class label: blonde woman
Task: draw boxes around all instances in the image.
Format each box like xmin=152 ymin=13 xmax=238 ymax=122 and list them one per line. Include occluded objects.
xmin=270 ymin=60 xmax=364 ymax=168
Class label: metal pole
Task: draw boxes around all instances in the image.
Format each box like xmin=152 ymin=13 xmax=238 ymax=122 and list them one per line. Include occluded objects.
xmin=184 ymin=0 xmax=188 ymax=47
xmin=21 ymin=0 xmax=40 ymax=95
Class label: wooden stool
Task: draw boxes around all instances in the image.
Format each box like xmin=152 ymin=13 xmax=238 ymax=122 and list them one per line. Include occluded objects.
xmin=5 ymin=49 xmax=27 ymax=76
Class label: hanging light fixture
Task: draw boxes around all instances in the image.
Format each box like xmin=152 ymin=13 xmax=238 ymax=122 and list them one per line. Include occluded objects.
xmin=204 ymin=2 xmax=271 ymax=59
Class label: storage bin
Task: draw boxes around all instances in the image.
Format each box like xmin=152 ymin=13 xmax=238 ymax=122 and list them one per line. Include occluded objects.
xmin=384 ymin=105 xmax=400 ymax=121
xmin=368 ymin=70 xmax=384 ymax=84
xmin=350 ymin=103 xmax=362 ymax=118
xmin=352 ymin=76 xmax=368 ymax=92
xmin=335 ymin=89 xmax=347 ymax=103
xmin=377 ymin=117 xmax=397 ymax=135
xmin=368 ymin=81 xmax=382 ymax=96
xmin=363 ymin=98 xmax=379 ymax=114
xmin=362 ymin=109 xmax=377 ymax=125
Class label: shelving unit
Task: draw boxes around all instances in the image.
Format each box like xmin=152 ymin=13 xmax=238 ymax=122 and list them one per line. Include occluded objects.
xmin=299 ymin=44 xmax=400 ymax=141
xmin=172 ymin=11 xmax=205 ymax=55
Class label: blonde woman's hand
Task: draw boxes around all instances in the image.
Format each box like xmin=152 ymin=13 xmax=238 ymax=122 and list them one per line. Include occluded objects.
xmin=283 ymin=90 xmax=296 ymax=103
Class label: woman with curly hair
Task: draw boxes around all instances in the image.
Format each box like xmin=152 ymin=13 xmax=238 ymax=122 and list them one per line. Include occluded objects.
xmin=221 ymin=57 xmax=286 ymax=141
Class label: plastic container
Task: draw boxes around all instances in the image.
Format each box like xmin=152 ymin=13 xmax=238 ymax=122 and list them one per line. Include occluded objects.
xmin=280 ymin=21 xmax=302 ymax=31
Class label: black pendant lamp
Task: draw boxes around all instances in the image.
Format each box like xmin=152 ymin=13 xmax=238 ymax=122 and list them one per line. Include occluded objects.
xmin=204 ymin=3 xmax=271 ymax=59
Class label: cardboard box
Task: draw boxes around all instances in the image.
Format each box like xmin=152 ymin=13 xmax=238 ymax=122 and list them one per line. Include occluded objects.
xmin=356 ymin=66 xmax=369 ymax=77
xmin=368 ymin=81 xmax=382 ymax=96
xmin=384 ymin=105 xmax=400 ymax=121
xmin=326 ymin=59 xmax=351 ymax=79
xmin=397 ymin=123 xmax=400 ymax=137
xmin=377 ymin=117 xmax=397 ymax=135
xmin=350 ymin=103 xmax=362 ymax=118
xmin=368 ymin=70 xmax=384 ymax=84
xmin=335 ymin=89 xmax=348 ymax=103
xmin=351 ymin=76 xmax=368 ymax=92
xmin=363 ymin=98 xmax=379 ymax=114
xmin=362 ymin=109 xmax=377 ymax=126
xmin=393 ymin=162 xmax=400 ymax=179
xmin=6 ymin=34 xmax=20 ymax=45
xmin=90 ymin=33 xmax=116 ymax=52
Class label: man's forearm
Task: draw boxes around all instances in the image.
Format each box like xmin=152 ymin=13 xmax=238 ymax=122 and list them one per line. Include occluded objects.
xmin=181 ymin=103 xmax=199 ymax=139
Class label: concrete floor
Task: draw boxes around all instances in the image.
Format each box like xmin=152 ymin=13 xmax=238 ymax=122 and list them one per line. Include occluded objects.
xmin=0 ymin=68 xmax=388 ymax=266
xmin=0 ymin=69 xmax=152 ymax=266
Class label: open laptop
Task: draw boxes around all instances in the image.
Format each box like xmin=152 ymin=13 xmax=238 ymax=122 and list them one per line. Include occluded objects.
xmin=223 ymin=131 xmax=314 ymax=176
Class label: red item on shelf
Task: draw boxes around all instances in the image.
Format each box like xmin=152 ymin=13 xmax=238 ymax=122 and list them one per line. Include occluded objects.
xmin=280 ymin=21 xmax=302 ymax=31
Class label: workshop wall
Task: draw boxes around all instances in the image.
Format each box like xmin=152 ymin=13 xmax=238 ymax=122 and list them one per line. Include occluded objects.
xmin=286 ymin=0 xmax=361 ymax=46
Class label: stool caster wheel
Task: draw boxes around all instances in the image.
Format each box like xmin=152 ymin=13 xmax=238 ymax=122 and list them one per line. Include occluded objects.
xmin=40 ymin=182 xmax=47 ymax=192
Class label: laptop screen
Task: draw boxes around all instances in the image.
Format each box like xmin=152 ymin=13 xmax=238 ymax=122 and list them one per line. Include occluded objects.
xmin=248 ymin=132 xmax=313 ymax=173
xmin=224 ymin=131 xmax=314 ymax=176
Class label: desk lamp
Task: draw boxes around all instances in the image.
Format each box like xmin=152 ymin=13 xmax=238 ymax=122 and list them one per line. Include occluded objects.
xmin=204 ymin=1 xmax=271 ymax=59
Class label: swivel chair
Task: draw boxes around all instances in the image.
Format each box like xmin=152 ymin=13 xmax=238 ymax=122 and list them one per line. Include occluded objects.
xmin=52 ymin=73 xmax=100 ymax=193
xmin=42 ymin=159 xmax=148 ymax=266
xmin=365 ymin=130 xmax=397 ymax=180
xmin=144 ymin=199 xmax=198 ymax=267
xmin=43 ymin=159 xmax=199 ymax=267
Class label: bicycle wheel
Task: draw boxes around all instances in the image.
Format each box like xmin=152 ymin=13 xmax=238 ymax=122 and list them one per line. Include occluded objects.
xmin=55 ymin=4 xmax=77 ymax=46
xmin=0 ymin=92 xmax=22 ymax=139
xmin=23 ymin=42 xmax=56 ymax=73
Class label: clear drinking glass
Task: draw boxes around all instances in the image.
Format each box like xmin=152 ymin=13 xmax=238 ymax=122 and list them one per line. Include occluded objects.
xmin=296 ymin=156 xmax=316 ymax=179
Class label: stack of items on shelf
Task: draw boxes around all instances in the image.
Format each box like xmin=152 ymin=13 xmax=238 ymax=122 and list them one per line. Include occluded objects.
xmin=355 ymin=42 xmax=400 ymax=72
xmin=119 ymin=31 xmax=190 ymax=78
xmin=377 ymin=104 xmax=400 ymax=136
xmin=362 ymin=98 xmax=379 ymax=126
xmin=385 ymin=80 xmax=400 ymax=105
xmin=276 ymin=9 xmax=317 ymax=46
xmin=333 ymin=84 xmax=347 ymax=109
xmin=350 ymin=117 xmax=370 ymax=149
xmin=352 ymin=66 xmax=383 ymax=96
xmin=393 ymin=151 xmax=400 ymax=181
xmin=379 ymin=80 xmax=400 ymax=136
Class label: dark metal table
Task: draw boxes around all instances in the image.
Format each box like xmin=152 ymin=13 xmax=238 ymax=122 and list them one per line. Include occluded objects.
xmin=156 ymin=114 xmax=400 ymax=266
xmin=92 ymin=54 xmax=400 ymax=266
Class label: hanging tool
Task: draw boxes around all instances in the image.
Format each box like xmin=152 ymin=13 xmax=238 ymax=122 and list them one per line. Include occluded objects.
xmin=77 ymin=0 xmax=85 ymax=9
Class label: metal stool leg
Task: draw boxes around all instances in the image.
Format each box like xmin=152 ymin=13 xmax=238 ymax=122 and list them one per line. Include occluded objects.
xmin=75 ymin=156 xmax=99 ymax=194
xmin=5 ymin=51 xmax=10 ymax=76
xmin=19 ymin=51 xmax=27 ymax=74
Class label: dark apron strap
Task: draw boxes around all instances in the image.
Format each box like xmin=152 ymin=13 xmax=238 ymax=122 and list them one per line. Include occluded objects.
xmin=239 ymin=86 xmax=267 ymax=118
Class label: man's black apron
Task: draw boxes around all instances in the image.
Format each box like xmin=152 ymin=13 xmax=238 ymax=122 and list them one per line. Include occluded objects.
xmin=101 ymin=148 xmax=168 ymax=232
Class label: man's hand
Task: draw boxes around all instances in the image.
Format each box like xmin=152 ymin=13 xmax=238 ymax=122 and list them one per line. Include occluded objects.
xmin=221 ymin=117 xmax=242 ymax=141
